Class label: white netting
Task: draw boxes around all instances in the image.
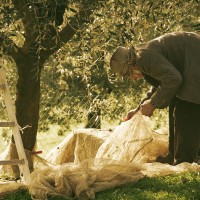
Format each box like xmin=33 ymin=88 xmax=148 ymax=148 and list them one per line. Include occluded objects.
xmin=95 ymin=112 xmax=153 ymax=163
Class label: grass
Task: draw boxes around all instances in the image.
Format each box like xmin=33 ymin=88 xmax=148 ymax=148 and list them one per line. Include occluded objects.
xmin=2 ymin=172 xmax=200 ymax=200
xmin=96 ymin=172 xmax=200 ymax=200
xmin=0 ymin=125 xmax=67 ymax=157
xmin=1 ymin=189 xmax=31 ymax=200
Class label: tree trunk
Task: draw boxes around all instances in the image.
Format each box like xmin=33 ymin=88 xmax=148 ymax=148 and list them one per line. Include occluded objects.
xmin=12 ymin=54 xmax=41 ymax=151
xmin=86 ymin=109 xmax=101 ymax=129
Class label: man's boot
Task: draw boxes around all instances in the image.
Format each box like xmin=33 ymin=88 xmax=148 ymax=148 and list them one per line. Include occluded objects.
xmin=155 ymin=152 xmax=174 ymax=165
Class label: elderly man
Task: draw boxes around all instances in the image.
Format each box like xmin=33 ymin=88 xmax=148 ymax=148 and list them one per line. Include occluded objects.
xmin=110 ymin=32 xmax=200 ymax=165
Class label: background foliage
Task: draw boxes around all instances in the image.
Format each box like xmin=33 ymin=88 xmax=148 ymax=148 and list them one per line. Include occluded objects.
xmin=39 ymin=0 xmax=200 ymax=133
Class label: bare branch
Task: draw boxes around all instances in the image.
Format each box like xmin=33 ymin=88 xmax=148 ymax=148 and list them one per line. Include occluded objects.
xmin=42 ymin=6 xmax=94 ymax=58
xmin=12 ymin=0 xmax=34 ymax=35
xmin=59 ymin=7 xmax=94 ymax=43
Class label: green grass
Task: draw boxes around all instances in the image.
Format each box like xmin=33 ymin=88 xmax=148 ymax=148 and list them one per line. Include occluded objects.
xmin=3 ymin=172 xmax=200 ymax=200
xmin=1 ymin=189 xmax=31 ymax=200
xmin=0 ymin=125 xmax=67 ymax=157
xmin=96 ymin=172 xmax=200 ymax=200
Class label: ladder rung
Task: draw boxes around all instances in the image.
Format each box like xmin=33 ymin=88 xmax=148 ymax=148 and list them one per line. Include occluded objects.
xmin=0 ymin=122 xmax=15 ymax=127
xmin=0 ymin=159 xmax=25 ymax=165
xmin=0 ymin=84 xmax=6 ymax=90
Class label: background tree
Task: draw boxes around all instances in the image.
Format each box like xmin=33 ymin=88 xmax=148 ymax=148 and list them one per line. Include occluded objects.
xmin=0 ymin=0 xmax=101 ymax=151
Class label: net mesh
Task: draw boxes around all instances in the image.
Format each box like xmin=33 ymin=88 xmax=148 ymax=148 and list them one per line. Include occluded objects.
xmin=95 ymin=112 xmax=153 ymax=163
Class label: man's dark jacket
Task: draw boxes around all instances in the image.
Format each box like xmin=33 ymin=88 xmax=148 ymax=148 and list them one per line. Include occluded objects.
xmin=135 ymin=32 xmax=200 ymax=108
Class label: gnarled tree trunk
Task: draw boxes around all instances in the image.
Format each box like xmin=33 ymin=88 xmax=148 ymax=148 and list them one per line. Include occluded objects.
xmin=12 ymin=55 xmax=41 ymax=151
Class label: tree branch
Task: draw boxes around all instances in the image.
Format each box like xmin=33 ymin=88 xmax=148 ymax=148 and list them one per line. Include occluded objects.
xmin=59 ymin=7 xmax=94 ymax=44
xmin=42 ymin=6 xmax=95 ymax=58
xmin=12 ymin=0 xmax=40 ymax=54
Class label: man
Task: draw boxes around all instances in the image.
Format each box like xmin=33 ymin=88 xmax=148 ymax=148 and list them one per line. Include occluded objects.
xmin=110 ymin=32 xmax=200 ymax=165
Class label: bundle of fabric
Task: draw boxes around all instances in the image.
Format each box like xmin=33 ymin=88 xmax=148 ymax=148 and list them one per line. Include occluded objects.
xmin=45 ymin=113 xmax=168 ymax=166
xmin=28 ymin=159 xmax=144 ymax=200
xmin=45 ymin=128 xmax=111 ymax=165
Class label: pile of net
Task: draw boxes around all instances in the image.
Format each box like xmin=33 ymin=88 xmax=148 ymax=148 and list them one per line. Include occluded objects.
xmin=26 ymin=112 xmax=200 ymax=200
xmin=1 ymin=112 xmax=200 ymax=199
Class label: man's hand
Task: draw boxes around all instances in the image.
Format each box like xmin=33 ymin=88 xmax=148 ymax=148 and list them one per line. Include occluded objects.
xmin=140 ymin=100 xmax=155 ymax=117
xmin=124 ymin=108 xmax=139 ymax=121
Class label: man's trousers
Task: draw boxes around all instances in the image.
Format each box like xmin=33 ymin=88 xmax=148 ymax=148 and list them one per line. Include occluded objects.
xmin=173 ymin=98 xmax=200 ymax=164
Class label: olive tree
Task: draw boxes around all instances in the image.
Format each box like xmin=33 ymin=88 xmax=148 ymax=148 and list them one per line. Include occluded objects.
xmin=0 ymin=0 xmax=102 ymax=151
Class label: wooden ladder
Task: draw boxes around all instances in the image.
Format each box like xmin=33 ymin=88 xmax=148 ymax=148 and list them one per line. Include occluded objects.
xmin=0 ymin=66 xmax=30 ymax=182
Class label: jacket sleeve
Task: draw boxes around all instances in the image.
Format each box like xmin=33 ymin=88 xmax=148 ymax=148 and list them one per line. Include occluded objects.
xmin=135 ymin=87 xmax=156 ymax=111
xmin=140 ymin=86 xmax=157 ymax=104
xmin=137 ymin=52 xmax=182 ymax=108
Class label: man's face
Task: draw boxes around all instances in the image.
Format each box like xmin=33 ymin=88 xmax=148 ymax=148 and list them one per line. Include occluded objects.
xmin=122 ymin=65 xmax=143 ymax=80
xmin=130 ymin=70 xmax=144 ymax=80
xmin=120 ymin=64 xmax=130 ymax=78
